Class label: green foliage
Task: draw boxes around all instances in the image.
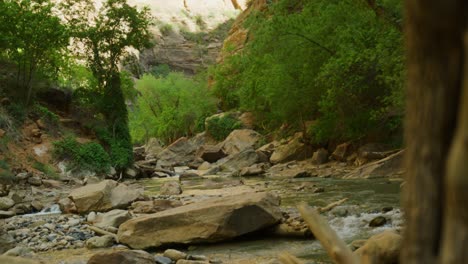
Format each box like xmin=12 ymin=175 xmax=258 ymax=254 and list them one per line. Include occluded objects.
xmin=129 ymin=72 xmax=217 ymax=144
xmin=34 ymin=104 xmax=59 ymax=128
xmin=0 ymin=159 xmax=14 ymax=182
xmin=0 ymin=0 xmax=69 ymax=104
xmin=206 ymin=115 xmax=242 ymax=141
xmin=212 ymin=0 xmax=404 ymax=143
xmin=53 ymin=136 xmax=111 ymax=173
xmin=32 ymin=161 xmax=59 ymax=179
xmin=150 ymin=64 xmax=171 ymax=78
xmin=159 ymin=23 xmax=174 ymax=36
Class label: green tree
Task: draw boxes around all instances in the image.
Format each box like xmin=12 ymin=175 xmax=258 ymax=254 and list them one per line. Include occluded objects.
xmin=61 ymin=0 xmax=153 ymax=169
xmin=0 ymin=0 xmax=69 ymax=104
xmin=129 ymin=73 xmax=217 ymax=144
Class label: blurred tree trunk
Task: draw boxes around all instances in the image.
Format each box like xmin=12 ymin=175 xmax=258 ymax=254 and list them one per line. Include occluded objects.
xmin=403 ymin=1 xmax=467 ymax=264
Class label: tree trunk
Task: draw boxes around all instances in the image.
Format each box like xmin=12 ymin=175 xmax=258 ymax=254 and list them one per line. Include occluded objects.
xmin=403 ymin=1 xmax=466 ymax=264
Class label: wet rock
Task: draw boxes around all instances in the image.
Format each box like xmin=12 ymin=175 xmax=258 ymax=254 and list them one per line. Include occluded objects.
xmin=197 ymin=145 xmax=226 ymax=163
xmin=152 ymin=171 xmax=170 ymax=178
xmin=93 ymin=209 xmax=131 ymax=228
xmin=369 ymin=216 xmax=387 ymax=227
xmin=0 ymin=256 xmax=41 ymax=264
xmin=160 ymin=181 xmax=182 ymax=195
xmin=118 ymin=192 xmax=282 ymax=249
xmin=270 ymin=133 xmax=312 ymax=164
xmin=155 ymin=255 xmax=173 ymax=264
xmin=164 ymin=249 xmax=187 ymax=261
xmin=179 ymin=172 xmax=202 ymax=181
xmin=68 ymin=180 xmax=143 ymax=213
xmin=177 ymin=260 xmax=209 ymax=264
xmin=312 ymin=187 xmax=325 ymax=193
xmin=0 ymin=197 xmax=15 ymax=210
xmin=220 ymin=129 xmax=262 ymax=156
xmin=87 ymin=250 xmax=155 ymax=264
xmin=239 ymin=163 xmax=267 ymax=176
xmin=85 ymin=235 xmax=115 ymax=249
xmin=30 ymin=201 xmax=43 ymax=212
xmin=311 ymin=148 xmax=328 ymax=165
xmin=381 ymin=207 xmax=393 ymax=213
xmin=355 ymin=230 xmax=402 ymax=264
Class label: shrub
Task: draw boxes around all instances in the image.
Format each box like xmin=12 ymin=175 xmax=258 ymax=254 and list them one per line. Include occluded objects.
xmin=206 ymin=115 xmax=242 ymax=141
xmin=32 ymin=161 xmax=59 ymax=179
xmin=159 ymin=23 xmax=173 ymax=36
xmin=34 ymin=104 xmax=59 ymax=128
xmin=53 ymin=136 xmax=110 ymax=173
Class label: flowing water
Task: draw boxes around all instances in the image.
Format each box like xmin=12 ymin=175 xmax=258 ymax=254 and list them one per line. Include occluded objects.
xmin=141 ymin=176 xmax=403 ymax=263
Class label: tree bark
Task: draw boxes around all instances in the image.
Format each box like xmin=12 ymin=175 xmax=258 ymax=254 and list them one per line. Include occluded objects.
xmin=403 ymin=1 xmax=466 ymax=264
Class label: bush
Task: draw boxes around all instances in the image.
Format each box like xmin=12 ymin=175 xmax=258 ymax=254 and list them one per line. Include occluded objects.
xmin=0 ymin=159 xmax=14 ymax=183
xmin=206 ymin=115 xmax=242 ymax=141
xmin=159 ymin=23 xmax=173 ymax=36
xmin=34 ymin=104 xmax=59 ymax=128
xmin=32 ymin=161 xmax=59 ymax=179
xmin=53 ymin=136 xmax=110 ymax=173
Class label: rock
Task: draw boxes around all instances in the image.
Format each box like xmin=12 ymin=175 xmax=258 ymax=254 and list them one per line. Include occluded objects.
xmin=214 ymin=149 xmax=259 ymax=173
xmin=313 ymin=187 xmax=325 ymax=193
xmin=131 ymin=200 xmax=182 ymax=214
xmin=270 ymin=133 xmax=312 ymax=164
xmin=3 ymin=246 xmax=35 ymax=257
xmin=179 ymin=172 xmax=202 ymax=181
xmin=343 ymin=150 xmax=404 ymax=179
xmin=157 ymin=137 xmax=196 ymax=167
xmin=118 ymin=192 xmax=282 ymax=249
xmin=220 ymin=129 xmax=262 ymax=156
xmin=355 ymin=230 xmax=402 ymax=264
xmin=68 ymin=180 xmax=143 ymax=213
xmin=125 ymin=168 xmax=139 ymax=178
xmin=331 ymin=142 xmax=352 ymax=161
xmin=155 ymin=255 xmax=173 ymax=264
xmin=0 ymin=256 xmax=41 ymax=264
xmin=369 ymin=216 xmax=387 ymax=227
xmin=160 ymin=181 xmax=182 ymax=195
xmin=85 ymin=235 xmax=115 ymax=249
xmin=382 ymin=207 xmax=393 ymax=213
xmin=197 ymin=145 xmax=226 ymax=163
xmin=197 ymin=161 xmax=211 ymax=171
xmin=30 ymin=201 xmax=43 ymax=211
xmin=27 ymin=176 xmax=42 ymax=186
xmin=152 ymin=171 xmax=169 ymax=178
xmin=8 ymin=192 xmax=22 ymax=204
xmin=145 ymin=137 xmax=164 ymax=158
xmin=187 ymin=255 xmax=208 ymax=261
xmin=15 ymin=172 xmax=30 ymax=181
xmin=311 ymin=148 xmax=328 ymax=165
xmin=0 ymin=233 xmax=15 ymax=254
xmin=93 ymin=209 xmax=132 ymax=228
xmin=0 ymin=197 xmax=15 ymax=210
xmin=163 ymin=249 xmax=187 ymax=261
xmin=177 ymin=260 xmax=209 ymax=264
xmin=0 ymin=210 xmax=14 ymax=218
xmin=87 ymin=250 xmax=154 ymax=264
xmin=267 ymin=163 xmax=314 ymax=179
xmin=239 ymin=163 xmax=267 ymax=176
xmin=41 ymin=179 xmax=61 ymax=188
xmin=58 ymin=197 xmax=77 ymax=214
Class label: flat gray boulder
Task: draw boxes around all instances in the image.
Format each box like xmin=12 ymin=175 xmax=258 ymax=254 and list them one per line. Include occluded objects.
xmin=118 ymin=192 xmax=282 ymax=249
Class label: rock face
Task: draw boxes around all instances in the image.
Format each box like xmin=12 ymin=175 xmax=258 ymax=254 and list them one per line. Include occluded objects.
xmin=87 ymin=249 xmax=155 ymax=264
xmin=68 ymin=180 xmax=143 ymax=214
xmin=270 ymin=133 xmax=312 ymax=164
xmin=355 ymin=230 xmax=402 ymax=264
xmin=118 ymin=192 xmax=282 ymax=249
xmin=221 ymin=129 xmax=262 ymax=156
xmin=343 ymin=150 xmax=404 ymax=179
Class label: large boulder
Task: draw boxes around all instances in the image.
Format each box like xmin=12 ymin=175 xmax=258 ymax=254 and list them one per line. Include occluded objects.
xmin=93 ymin=209 xmax=132 ymax=228
xmin=87 ymin=250 xmax=154 ymax=264
xmin=270 ymin=133 xmax=312 ymax=164
xmin=144 ymin=137 xmax=164 ymax=158
xmin=343 ymin=150 xmax=404 ymax=179
xmin=208 ymin=149 xmax=259 ymax=174
xmin=118 ymin=192 xmax=282 ymax=249
xmin=157 ymin=137 xmax=196 ymax=167
xmin=160 ymin=181 xmax=182 ymax=195
xmin=355 ymin=230 xmax=402 ymax=264
xmin=197 ymin=145 xmax=226 ymax=163
xmin=311 ymin=148 xmax=329 ymax=165
xmin=220 ymin=129 xmax=262 ymax=156
xmin=68 ymin=180 xmax=143 ymax=214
